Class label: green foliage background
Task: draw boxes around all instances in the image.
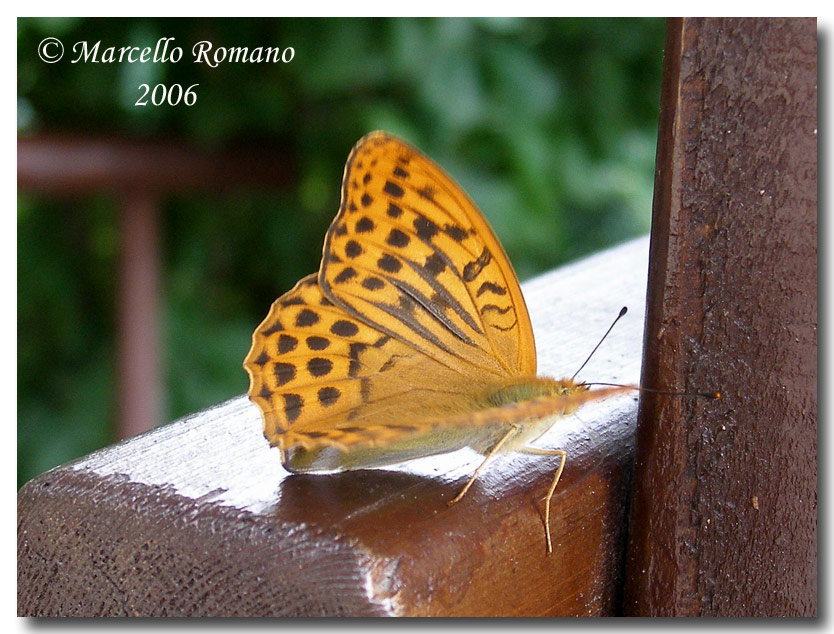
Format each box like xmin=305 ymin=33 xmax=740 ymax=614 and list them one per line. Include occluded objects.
xmin=17 ymin=17 xmax=666 ymax=486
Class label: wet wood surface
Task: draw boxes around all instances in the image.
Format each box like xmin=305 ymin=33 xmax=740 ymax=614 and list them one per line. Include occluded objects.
xmin=18 ymin=237 xmax=649 ymax=617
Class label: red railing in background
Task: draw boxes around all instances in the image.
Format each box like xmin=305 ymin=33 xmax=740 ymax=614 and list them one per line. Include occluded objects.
xmin=18 ymin=135 xmax=294 ymax=438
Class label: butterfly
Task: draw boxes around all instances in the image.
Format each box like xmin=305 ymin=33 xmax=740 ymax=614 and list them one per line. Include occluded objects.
xmin=243 ymin=131 xmax=629 ymax=553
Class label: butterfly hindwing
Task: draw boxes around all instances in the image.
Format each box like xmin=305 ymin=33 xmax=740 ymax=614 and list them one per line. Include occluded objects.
xmin=244 ymin=274 xmax=502 ymax=451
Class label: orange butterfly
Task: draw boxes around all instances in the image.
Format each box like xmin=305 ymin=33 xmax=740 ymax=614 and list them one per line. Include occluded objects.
xmin=244 ymin=131 xmax=628 ymax=553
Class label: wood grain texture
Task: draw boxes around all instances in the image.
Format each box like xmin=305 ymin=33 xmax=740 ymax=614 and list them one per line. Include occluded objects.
xmin=18 ymin=237 xmax=649 ymax=617
xmin=624 ymin=18 xmax=817 ymax=616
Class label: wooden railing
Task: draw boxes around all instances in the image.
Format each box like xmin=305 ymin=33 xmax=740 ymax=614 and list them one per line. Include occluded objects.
xmin=18 ymin=135 xmax=294 ymax=438
xmin=17 ymin=18 xmax=816 ymax=616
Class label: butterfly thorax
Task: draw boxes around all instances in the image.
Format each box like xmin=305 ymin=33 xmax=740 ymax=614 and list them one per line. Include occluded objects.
xmin=486 ymin=376 xmax=588 ymax=409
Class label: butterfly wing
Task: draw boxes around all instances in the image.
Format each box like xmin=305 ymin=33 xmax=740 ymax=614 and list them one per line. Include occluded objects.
xmin=244 ymin=274 xmax=502 ymax=454
xmin=319 ymin=132 xmax=536 ymax=379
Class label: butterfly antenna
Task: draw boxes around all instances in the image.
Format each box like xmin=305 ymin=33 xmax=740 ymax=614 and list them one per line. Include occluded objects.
xmin=584 ymin=382 xmax=721 ymax=400
xmin=571 ymin=306 xmax=628 ymax=381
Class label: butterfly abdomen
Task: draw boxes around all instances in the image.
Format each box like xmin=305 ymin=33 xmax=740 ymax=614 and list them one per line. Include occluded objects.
xmin=279 ymin=422 xmax=504 ymax=473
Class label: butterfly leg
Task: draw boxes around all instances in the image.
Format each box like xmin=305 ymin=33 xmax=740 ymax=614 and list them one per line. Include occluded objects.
xmin=448 ymin=424 xmax=520 ymax=506
xmin=518 ymin=446 xmax=567 ymax=554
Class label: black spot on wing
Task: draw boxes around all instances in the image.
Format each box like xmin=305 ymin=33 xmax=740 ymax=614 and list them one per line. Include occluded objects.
xmin=318 ymin=386 xmax=341 ymax=407
xmin=306 ymin=336 xmax=330 ymax=350
xmin=481 ymin=303 xmax=513 ymax=316
xmin=443 ymin=223 xmax=468 ymax=243
xmin=295 ymin=309 xmax=320 ymax=327
xmin=336 ymin=426 xmax=366 ymax=434
xmin=261 ymin=320 xmax=284 ymax=336
xmin=278 ymin=334 xmax=298 ymax=354
xmin=423 ymin=253 xmax=446 ymax=277
xmin=387 ymin=202 xmax=403 ymax=218
xmin=348 ymin=342 xmax=366 ymax=377
xmin=477 ymin=281 xmax=507 ymax=297
xmin=331 ymin=320 xmax=360 ymax=337
xmin=275 ymin=362 xmax=296 ymax=387
xmin=386 ymin=228 xmax=410 ymax=248
xmin=283 ymin=393 xmax=303 ymax=423
xmin=360 ymin=377 xmax=371 ymax=403
xmin=463 ymin=247 xmax=492 ymax=282
xmin=345 ymin=240 xmax=363 ymax=258
xmin=378 ymin=254 xmax=402 ymax=274
xmin=362 ymin=276 xmax=385 ymax=291
xmin=383 ymin=180 xmax=405 ymax=198
xmin=414 ymin=214 xmax=439 ymax=241
xmin=379 ymin=356 xmax=398 ymax=372
xmin=486 ymin=317 xmax=519 ymax=332
xmin=417 ymin=185 xmax=436 ymax=200
xmin=355 ymin=216 xmax=375 ymax=233
xmin=334 ymin=267 xmax=358 ymax=284
xmin=307 ymin=357 xmax=333 ymax=377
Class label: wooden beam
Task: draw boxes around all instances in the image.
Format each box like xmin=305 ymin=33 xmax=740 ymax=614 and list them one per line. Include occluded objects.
xmin=18 ymin=237 xmax=650 ymax=617
xmin=17 ymin=134 xmax=295 ymax=195
xmin=624 ymin=18 xmax=817 ymax=617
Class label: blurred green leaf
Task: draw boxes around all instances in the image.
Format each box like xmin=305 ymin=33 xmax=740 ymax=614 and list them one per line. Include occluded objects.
xmin=17 ymin=17 xmax=665 ymax=486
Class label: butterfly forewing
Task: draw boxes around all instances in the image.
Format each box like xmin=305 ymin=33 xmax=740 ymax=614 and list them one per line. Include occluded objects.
xmin=320 ymin=132 xmax=536 ymax=379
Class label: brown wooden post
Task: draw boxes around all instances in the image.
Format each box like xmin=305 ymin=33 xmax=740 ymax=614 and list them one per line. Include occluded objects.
xmin=624 ymin=18 xmax=817 ymax=616
xmin=117 ymin=190 xmax=162 ymax=438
